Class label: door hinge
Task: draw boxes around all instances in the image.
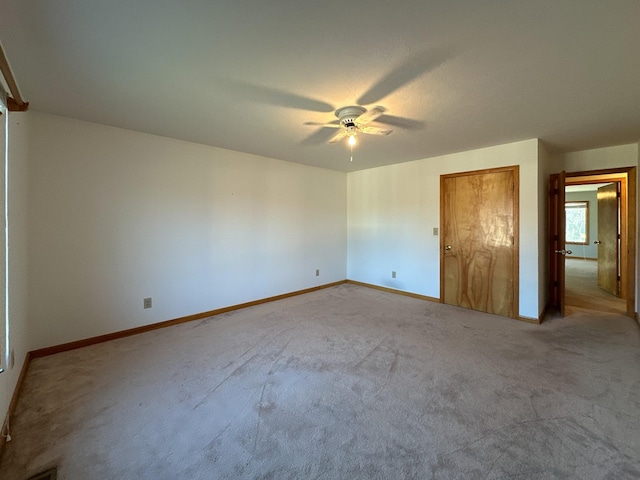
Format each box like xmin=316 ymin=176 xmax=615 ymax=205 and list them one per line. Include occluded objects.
xmin=617 ymin=275 xmax=621 ymax=281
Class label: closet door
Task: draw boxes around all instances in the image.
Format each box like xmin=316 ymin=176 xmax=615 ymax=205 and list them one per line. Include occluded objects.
xmin=441 ymin=166 xmax=519 ymax=318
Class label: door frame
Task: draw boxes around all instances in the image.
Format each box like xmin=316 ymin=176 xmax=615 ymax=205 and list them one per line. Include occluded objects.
xmin=551 ymin=167 xmax=636 ymax=317
xmin=440 ymin=165 xmax=520 ymax=319
xmin=549 ymin=172 xmax=566 ymax=316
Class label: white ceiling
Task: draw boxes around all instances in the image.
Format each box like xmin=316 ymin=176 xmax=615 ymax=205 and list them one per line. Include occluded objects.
xmin=1 ymin=1 xmax=639 ymax=172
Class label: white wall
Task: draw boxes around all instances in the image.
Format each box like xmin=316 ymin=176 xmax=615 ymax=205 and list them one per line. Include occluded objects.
xmin=0 ymin=112 xmax=30 ymax=433
xmin=347 ymin=138 xmax=541 ymax=319
xmin=27 ymin=112 xmax=347 ymax=349
xmin=555 ymin=144 xmax=638 ymax=173
xmin=5 ymin=114 xmax=638 ymax=437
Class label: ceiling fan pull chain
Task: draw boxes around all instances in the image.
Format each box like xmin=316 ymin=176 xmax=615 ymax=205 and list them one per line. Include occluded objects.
xmin=350 ymin=143 xmax=354 ymax=162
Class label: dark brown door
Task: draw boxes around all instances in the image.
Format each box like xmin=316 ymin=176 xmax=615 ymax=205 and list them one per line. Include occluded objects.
xmin=549 ymin=172 xmax=566 ymax=316
xmin=596 ymin=182 xmax=620 ymax=296
xmin=441 ymin=166 xmax=518 ymax=318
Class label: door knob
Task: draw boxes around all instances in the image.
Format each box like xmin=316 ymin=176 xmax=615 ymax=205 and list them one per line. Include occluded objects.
xmin=445 ymin=245 xmax=452 ymax=251
xmin=594 ymin=240 xmax=601 ymax=245
xmin=554 ymin=249 xmax=572 ymax=255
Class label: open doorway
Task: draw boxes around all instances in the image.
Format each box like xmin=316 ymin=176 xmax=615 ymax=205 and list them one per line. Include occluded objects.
xmin=549 ymin=167 xmax=636 ymax=318
xmin=564 ymin=182 xmax=626 ymax=314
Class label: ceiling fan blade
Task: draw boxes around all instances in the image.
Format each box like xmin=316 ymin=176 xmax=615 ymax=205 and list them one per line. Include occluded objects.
xmin=328 ymin=130 xmax=348 ymax=143
xmin=219 ymin=79 xmax=334 ymax=112
xmin=359 ymin=125 xmax=393 ymax=136
xmin=304 ymin=121 xmax=341 ymax=128
xmin=301 ymin=128 xmax=341 ymax=146
xmin=357 ymin=46 xmax=454 ymax=105
xmin=355 ymin=106 xmax=386 ymax=125
xmin=375 ymin=114 xmax=425 ymax=130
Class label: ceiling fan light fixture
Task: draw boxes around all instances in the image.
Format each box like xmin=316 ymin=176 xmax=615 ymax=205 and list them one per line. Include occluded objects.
xmin=305 ymin=105 xmax=393 ymax=150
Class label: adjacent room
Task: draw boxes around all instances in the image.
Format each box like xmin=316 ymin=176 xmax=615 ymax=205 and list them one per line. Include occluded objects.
xmin=0 ymin=1 xmax=639 ymax=478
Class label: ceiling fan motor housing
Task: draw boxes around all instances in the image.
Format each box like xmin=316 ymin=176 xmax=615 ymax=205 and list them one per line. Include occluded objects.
xmin=335 ymin=106 xmax=366 ymax=127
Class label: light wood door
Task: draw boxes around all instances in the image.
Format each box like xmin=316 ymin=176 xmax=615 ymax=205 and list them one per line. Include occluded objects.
xmin=597 ymin=182 xmax=620 ymax=296
xmin=549 ymin=172 xmax=566 ymax=316
xmin=441 ymin=166 xmax=519 ymax=318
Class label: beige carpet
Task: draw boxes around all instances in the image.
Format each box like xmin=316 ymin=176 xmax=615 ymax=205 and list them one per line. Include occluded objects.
xmin=1 ymin=284 xmax=639 ymax=479
xmin=565 ymin=258 xmax=626 ymax=314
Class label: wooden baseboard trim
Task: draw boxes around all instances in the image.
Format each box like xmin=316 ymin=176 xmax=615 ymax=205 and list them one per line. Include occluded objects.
xmin=347 ymin=280 xmax=543 ymax=324
xmin=0 ymin=351 xmax=33 ymax=460
xmin=517 ymin=316 xmax=542 ymax=325
xmin=30 ymin=281 xmax=347 ymax=359
xmin=527 ymin=304 xmax=548 ymax=325
xmin=345 ymin=280 xmax=440 ymax=303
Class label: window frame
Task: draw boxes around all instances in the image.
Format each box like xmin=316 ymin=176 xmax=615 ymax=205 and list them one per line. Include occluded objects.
xmin=565 ymin=200 xmax=589 ymax=245
xmin=0 ymin=87 xmax=6 ymax=374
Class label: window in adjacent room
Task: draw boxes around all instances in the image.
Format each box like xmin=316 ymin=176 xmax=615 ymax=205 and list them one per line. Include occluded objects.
xmin=565 ymin=201 xmax=589 ymax=245
xmin=0 ymin=90 xmax=6 ymax=374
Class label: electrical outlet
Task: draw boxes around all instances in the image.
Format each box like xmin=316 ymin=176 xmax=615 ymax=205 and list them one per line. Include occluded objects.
xmin=143 ymin=297 xmax=152 ymax=309
xmin=9 ymin=349 xmax=14 ymax=369
xmin=392 ymin=271 xmax=396 ymax=279
xmin=316 ymin=269 xmax=320 ymax=276
xmin=433 ymin=227 xmax=439 ymax=235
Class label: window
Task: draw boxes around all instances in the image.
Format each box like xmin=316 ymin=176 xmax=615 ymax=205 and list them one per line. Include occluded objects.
xmin=565 ymin=201 xmax=589 ymax=245
xmin=0 ymin=90 xmax=6 ymax=374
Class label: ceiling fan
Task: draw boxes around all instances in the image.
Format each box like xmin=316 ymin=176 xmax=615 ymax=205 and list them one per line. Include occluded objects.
xmin=219 ymin=47 xmax=453 ymax=149
xmin=304 ymin=105 xmax=393 ymax=146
